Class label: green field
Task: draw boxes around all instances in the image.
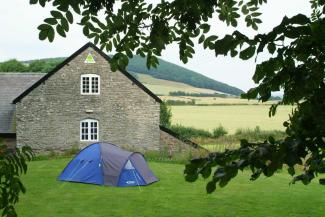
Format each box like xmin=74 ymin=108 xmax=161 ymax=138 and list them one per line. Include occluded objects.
xmin=16 ymin=159 xmax=325 ymax=217
xmin=171 ymin=105 xmax=293 ymax=134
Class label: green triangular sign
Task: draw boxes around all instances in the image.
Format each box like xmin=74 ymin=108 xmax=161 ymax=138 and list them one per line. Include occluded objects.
xmin=84 ymin=53 xmax=96 ymax=63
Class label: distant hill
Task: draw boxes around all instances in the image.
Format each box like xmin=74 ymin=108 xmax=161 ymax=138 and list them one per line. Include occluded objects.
xmin=125 ymin=56 xmax=243 ymax=96
xmin=134 ymin=73 xmax=223 ymax=96
xmin=0 ymin=55 xmax=244 ymax=96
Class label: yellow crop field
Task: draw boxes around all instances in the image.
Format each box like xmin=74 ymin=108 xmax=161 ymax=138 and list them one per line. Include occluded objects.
xmin=171 ymin=105 xmax=293 ymax=134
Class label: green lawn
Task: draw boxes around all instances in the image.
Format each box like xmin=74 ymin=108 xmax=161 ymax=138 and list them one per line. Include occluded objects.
xmin=17 ymin=158 xmax=325 ymax=217
xmin=171 ymin=105 xmax=293 ymax=134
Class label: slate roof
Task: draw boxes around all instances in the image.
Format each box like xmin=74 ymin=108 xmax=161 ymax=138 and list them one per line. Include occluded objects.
xmin=0 ymin=73 xmax=44 ymax=134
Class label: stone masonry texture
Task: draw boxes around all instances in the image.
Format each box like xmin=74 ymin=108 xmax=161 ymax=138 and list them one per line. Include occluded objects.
xmin=16 ymin=47 xmax=160 ymax=152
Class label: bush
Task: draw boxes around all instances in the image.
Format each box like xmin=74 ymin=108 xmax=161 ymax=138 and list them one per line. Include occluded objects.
xmin=165 ymin=99 xmax=196 ymax=105
xmin=160 ymin=102 xmax=172 ymax=127
xmin=212 ymin=125 xmax=228 ymax=138
xmin=234 ymin=126 xmax=286 ymax=141
xmin=170 ymin=124 xmax=212 ymax=139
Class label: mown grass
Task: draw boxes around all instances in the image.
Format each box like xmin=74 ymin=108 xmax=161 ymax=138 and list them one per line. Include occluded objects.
xmin=171 ymin=105 xmax=293 ymax=134
xmin=17 ymin=158 xmax=325 ymax=217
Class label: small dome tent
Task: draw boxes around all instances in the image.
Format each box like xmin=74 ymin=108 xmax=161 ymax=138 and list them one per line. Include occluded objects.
xmin=58 ymin=142 xmax=158 ymax=187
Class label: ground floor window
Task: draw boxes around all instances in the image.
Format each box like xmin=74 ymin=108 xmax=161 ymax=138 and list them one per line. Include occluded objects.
xmin=80 ymin=119 xmax=98 ymax=141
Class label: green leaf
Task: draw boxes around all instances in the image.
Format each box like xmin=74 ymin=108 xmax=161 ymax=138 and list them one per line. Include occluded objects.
xmin=198 ymin=35 xmax=205 ymax=44
xmin=289 ymin=14 xmax=310 ymax=25
xmin=288 ymin=167 xmax=295 ymax=176
xmin=200 ymin=23 xmax=210 ymax=33
xmin=319 ymin=179 xmax=325 ymax=185
xmin=83 ymin=26 xmax=89 ymax=36
xmin=66 ymin=11 xmax=73 ymax=24
xmin=239 ymin=45 xmax=256 ymax=60
xmin=71 ymin=3 xmax=81 ymax=14
xmin=56 ymin=25 xmax=66 ymax=37
xmin=251 ymin=12 xmax=262 ymax=17
xmin=267 ymin=43 xmax=276 ymax=54
xmin=44 ymin=18 xmax=57 ymax=25
xmin=200 ymin=166 xmax=212 ymax=179
xmin=37 ymin=24 xmax=51 ymax=30
xmin=242 ymin=5 xmax=249 ymax=15
xmin=50 ymin=10 xmax=63 ymax=19
xmin=39 ymin=29 xmax=48 ymax=40
xmin=47 ymin=26 xmax=55 ymax=42
xmin=230 ymin=49 xmax=238 ymax=57
xmin=206 ymin=181 xmax=216 ymax=194
xmin=205 ymin=35 xmax=218 ymax=42
xmin=29 ymin=0 xmax=38 ymax=4
xmin=61 ymin=18 xmax=69 ymax=31
xmin=39 ymin=0 xmax=46 ymax=7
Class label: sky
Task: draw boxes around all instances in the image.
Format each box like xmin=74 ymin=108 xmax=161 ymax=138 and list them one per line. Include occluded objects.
xmin=0 ymin=0 xmax=311 ymax=91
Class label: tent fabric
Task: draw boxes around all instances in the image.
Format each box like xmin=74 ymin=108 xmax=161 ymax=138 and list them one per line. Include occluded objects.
xmin=58 ymin=142 xmax=158 ymax=187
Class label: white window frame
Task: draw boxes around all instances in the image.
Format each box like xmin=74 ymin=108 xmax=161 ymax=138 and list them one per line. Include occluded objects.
xmin=80 ymin=74 xmax=100 ymax=95
xmin=80 ymin=119 xmax=99 ymax=141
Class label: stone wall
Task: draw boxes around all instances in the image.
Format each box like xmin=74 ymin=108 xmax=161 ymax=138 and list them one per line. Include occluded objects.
xmin=159 ymin=127 xmax=208 ymax=156
xmin=16 ymin=46 xmax=160 ymax=153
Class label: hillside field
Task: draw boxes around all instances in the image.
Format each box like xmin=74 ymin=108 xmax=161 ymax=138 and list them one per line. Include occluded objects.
xmin=161 ymin=95 xmax=277 ymax=105
xmin=171 ymin=105 xmax=293 ymax=134
xmin=16 ymin=158 xmax=325 ymax=217
xmin=136 ymin=74 xmax=219 ymax=95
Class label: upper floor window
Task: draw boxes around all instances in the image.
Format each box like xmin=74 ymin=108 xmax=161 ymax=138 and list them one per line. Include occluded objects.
xmin=80 ymin=119 xmax=99 ymax=141
xmin=81 ymin=74 xmax=100 ymax=95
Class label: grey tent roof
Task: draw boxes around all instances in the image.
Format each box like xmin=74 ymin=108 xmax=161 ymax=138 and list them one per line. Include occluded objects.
xmin=98 ymin=142 xmax=158 ymax=186
xmin=0 ymin=73 xmax=44 ymax=134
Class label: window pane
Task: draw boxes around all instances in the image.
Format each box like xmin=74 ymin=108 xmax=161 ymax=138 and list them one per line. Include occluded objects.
xmin=82 ymin=77 xmax=90 ymax=93
xmin=91 ymin=77 xmax=98 ymax=93
xmin=81 ymin=121 xmax=89 ymax=140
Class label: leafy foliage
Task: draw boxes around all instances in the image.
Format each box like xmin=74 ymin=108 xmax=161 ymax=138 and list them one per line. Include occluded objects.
xmin=184 ymin=2 xmax=325 ymax=192
xmin=31 ymin=0 xmax=325 ymax=192
xmin=0 ymin=60 xmax=29 ymax=72
xmin=170 ymin=125 xmax=213 ymax=139
xmin=0 ymin=58 xmax=64 ymax=73
xmin=0 ymin=145 xmax=33 ymax=217
xmin=160 ymin=102 xmax=172 ymax=127
xmin=31 ymin=0 xmax=267 ymax=70
xmin=212 ymin=125 xmax=228 ymax=138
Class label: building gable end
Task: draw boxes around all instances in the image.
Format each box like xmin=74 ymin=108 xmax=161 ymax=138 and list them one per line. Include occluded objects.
xmin=12 ymin=42 xmax=162 ymax=104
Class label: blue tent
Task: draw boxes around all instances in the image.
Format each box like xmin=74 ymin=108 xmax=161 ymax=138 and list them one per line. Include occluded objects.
xmin=58 ymin=142 xmax=158 ymax=187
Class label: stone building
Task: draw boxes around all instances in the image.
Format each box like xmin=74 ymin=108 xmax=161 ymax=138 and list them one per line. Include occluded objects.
xmin=0 ymin=42 xmax=202 ymax=153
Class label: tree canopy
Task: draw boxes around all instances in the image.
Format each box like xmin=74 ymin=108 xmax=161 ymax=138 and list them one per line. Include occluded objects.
xmin=30 ymin=0 xmax=325 ymax=192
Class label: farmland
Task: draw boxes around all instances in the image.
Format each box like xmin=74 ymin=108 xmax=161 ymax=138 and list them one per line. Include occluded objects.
xmin=16 ymin=158 xmax=325 ymax=217
xmin=136 ymin=74 xmax=219 ymax=96
xmin=170 ymin=105 xmax=293 ymax=134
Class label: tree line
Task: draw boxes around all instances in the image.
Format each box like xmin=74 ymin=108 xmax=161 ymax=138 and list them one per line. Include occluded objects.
xmin=0 ymin=58 xmax=63 ymax=73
